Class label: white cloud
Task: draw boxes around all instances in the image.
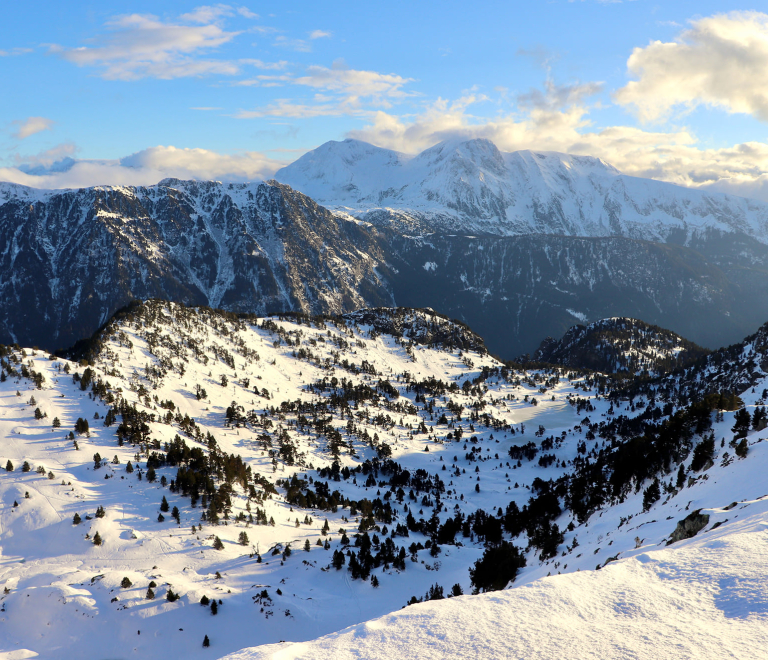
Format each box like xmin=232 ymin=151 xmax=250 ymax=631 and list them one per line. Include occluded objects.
xmin=346 ymin=92 xmax=768 ymax=201
xmin=615 ymin=11 xmax=768 ymax=122
xmin=309 ymin=30 xmax=331 ymax=40
xmin=237 ymin=7 xmax=259 ymax=19
xmin=0 ymin=145 xmax=286 ymax=190
xmin=273 ymin=35 xmax=312 ymax=52
xmin=12 ymin=116 xmax=55 ymax=139
xmin=55 ymin=12 xmax=241 ymax=80
xmin=180 ymin=4 xmax=235 ymax=24
xmin=235 ymin=62 xmax=415 ymax=117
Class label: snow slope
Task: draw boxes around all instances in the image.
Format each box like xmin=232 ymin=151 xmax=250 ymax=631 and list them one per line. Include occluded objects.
xmin=1 ymin=301 xmax=768 ymax=659
xmin=276 ymin=138 xmax=768 ymax=242
xmin=224 ymin=507 xmax=768 ymax=660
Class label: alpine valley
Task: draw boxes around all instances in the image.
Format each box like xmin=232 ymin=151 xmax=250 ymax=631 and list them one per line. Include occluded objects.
xmin=2 ymin=138 xmax=768 ymax=659
xmin=4 ymin=138 xmax=768 ymax=358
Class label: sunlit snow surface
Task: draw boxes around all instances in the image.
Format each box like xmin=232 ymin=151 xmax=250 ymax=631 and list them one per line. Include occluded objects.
xmin=0 ymin=301 xmax=766 ymax=659
xmin=225 ymin=512 xmax=768 ymax=659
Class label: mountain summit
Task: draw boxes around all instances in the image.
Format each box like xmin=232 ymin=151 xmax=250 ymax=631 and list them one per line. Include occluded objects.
xmin=276 ymin=138 xmax=768 ymax=241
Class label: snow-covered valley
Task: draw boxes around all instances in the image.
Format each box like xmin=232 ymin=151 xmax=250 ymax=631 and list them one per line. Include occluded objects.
xmin=0 ymin=301 xmax=767 ymax=659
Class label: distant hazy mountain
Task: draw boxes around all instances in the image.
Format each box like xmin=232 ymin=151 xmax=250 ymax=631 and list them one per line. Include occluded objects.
xmin=276 ymin=137 xmax=768 ymax=242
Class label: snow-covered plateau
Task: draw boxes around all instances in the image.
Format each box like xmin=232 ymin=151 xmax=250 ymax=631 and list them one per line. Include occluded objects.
xmin=0 ymin=301 xmax=767 ymax=659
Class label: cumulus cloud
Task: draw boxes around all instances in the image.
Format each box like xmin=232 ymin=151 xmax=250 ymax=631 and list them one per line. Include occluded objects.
xmin=12 ymin=116 xmax=54 ymax=139
xmin=55 ymin=12 xmax=241 ymax=80
xmin=615 ymin=11 xmax=768 ymax=122
xmin=0 ymin=145 xmax=286 ymax=190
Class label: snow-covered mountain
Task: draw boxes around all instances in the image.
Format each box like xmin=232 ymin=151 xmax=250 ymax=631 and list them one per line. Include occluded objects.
xmin=0 ymin=179 xmax=393 ymax=351
xmin=3 ymin=173 xmax=768 ymax=359
xmin=276 ymin=137 xmax=768 ymax=242
xmin=530 ymin=317 xmax=710 ymax=376
xmin=2 ymin=300 xmax=768 ymax=659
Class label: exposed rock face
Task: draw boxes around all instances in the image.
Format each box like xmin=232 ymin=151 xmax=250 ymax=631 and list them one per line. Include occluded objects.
xmin=3 ymin=174 xmax=768 ymax=359
xmin=668 ymin=510 xmax=710 ymax=545
xmin=0 ymin=179 xmax=393 ymax=350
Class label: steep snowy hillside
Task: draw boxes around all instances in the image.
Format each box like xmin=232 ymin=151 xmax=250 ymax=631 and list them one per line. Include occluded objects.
xmin=0 ymin=179 xmax=393 ymax=351
xmin=2 ymin=300 xmax=768 ymax=659
xmin=530 ymin=317 xmax=709 ymax=376
xmin=3 ymin=176 xmax=768 ymax=360
xmin=223 ymin=504 xmax=768 ymax=659
xmin=276 ymin=138 xmax=768 ymax=243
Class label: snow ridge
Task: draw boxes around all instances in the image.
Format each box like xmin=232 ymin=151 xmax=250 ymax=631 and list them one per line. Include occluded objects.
xmin=276 ymin=138 xmax=768 ymax=242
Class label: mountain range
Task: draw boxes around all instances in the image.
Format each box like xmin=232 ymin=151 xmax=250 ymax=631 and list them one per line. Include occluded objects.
xmin=3 ymin=137 xmax=768 ymax=358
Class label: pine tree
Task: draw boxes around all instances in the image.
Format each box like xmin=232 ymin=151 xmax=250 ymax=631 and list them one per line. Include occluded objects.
xmin=73 ymin=512 xmax=81 ymax=525
xmin=21 ymin=461 xmax=31 ymax=473
xmin=5 ymin=460 xmax=13 ymax=472
xmin=146 ymin=587 xmax=155 ymax=600
xmin=166 ymin=588 xmax=179 ymax=602
xmin=200 ymin=595 xmax=210 ymax=606
xmin=52 ymin=416 xmax=61 ymax=428
xmin=93 ymin=531 xmax=102 ymax=546
xmin=202 ymin=634 xmax=210 ymax=647
xmin=303 ymin=539 xmax=311 ymax=552
xmin=160 ymin=496 xmax=169 ymax=512
xmin=95 ymin=505 xmax=105 ymax=518
xmin=172 ymin=506 xmax=180 ymax=523
xmin=210 ymin=600 xmax=218 ymax=615
xmin=213 ymin=536 xmax=224 ymax=550
xmin=121 ymin=577 xmax=132 ymax=588
xmin=238 ymin=531 xmax=249 ymax=546
xmin=371 ymin=575 xmax=379 ymax=587
xmin=126 ymin=461 xmax=134 ymax=474
xmin=157 ymin=513 xmax=165 ymax=522
xmin=146 ymin=467 xmax=156 ymax=482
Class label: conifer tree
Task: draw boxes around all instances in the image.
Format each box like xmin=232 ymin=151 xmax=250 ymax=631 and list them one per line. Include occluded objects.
xmin=5 ymin=460 xmax=13 ymax=472
xmin=213 ymin=536 xmax=224 ymax=550
xmin=172 ymin=506 xmax=180 ymax=523
xmin=203 ymin=634 xmax=210 ymax=647
xmin=93 ymin=531 xmax=102 ymax=546
xmin=126 ymin=461 xmax=134 ymax=474
xmin=73 ymin=512 xmax=81 ymax=525
xmin=21 ymin=461 xmax=30 ymax=472
xmin=157 ymin=513 xmax=165 ymax=523
xmin=303 ymin=539 xmax=311 ymax=552
xmin=121 ymin=577 xmax=132 ymax=588
xmin=160 ymin=496 xmax=169 ymax=512
xmin=210 ymin=600 xmax=218 ymax=615
xmin=238 ymin=531 xmax=249 ymax=546
xmin=146 ymin=587 xmax=155 ymax=600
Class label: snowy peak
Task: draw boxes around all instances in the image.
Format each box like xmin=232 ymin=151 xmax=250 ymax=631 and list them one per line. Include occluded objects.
xmin=531 ymin=317 xmax=709 ymax=376
xmin=342 ymin=307 xmax=487 ymax=354
xmin=276 ymin=138 xmax=768 ymax=241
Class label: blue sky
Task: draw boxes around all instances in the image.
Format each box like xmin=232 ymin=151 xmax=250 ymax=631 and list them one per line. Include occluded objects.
xmin=3 ymin=1 xmax=768 ymax=197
